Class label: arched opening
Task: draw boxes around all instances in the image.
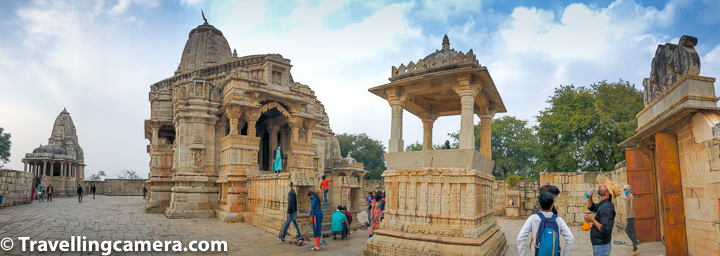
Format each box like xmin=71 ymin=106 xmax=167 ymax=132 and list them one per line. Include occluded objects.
xmin=255 ymin=101 xmax=292 ymax=171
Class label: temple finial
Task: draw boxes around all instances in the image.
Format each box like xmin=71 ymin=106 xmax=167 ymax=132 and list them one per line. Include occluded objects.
xmin=201 ymin=9 xmax=208 ymax=24
xmin=442 ymin=34 xmax=450 ymax=51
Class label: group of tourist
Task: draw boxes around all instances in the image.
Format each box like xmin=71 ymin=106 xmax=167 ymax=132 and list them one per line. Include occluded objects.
xmin=516 ymin=180 xmax=639 ymax=256
xmin=30 ymin=184 xmax=54 ymax=202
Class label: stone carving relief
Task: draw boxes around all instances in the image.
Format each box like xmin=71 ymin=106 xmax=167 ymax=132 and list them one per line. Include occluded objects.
xmin=272 ymin=71 xmax=281 ymax=84
xmin=643 ymin=35 xmax=701 ymax=105
xmin=191 ymin=149 xmax=204 ymax=167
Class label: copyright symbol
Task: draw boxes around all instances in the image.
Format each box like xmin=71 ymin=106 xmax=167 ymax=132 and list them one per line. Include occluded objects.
xmin=0 ymin=238 xmax=12 ymax=250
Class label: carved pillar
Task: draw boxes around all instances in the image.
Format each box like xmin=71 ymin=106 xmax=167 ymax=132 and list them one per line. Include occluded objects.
xmin=305 ymin=120 xmax=316 ymax=143
xmin=479 ymin=112 xmax=494 ymax=159
xmin=387 ymin=88 xmax=404 ymax=153
xmin=454 ymin=77 xmax=479 ymax=150
xmin=421 ymin=114 xmax=437 ymax=151
xmin=245 ymin=110 xmax=259 ymax=138
xmin=227 ymin=108 xmax=242 ymax=136
xmin=289 ymin=118 xmax=302 ymax=142
xmin=43 ymin=161 xmax=47 ymax=177
xmin=151 ymin=124 xmax=160 ymax=145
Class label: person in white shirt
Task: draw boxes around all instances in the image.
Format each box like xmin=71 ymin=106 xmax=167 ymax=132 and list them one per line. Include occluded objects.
xmin=517 ymin=192 xmax=575 ymax=256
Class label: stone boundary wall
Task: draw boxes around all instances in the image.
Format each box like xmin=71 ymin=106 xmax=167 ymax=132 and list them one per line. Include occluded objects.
xmin=493 ymin=180 xmax=540 ymax=218
xmin=538 ymin=163 xmax=629 ymax=227
xmin=0 ymin=169 xmax=33 ymax=208
xmin=363 ymin=180 xmax=384 ymax=195
xmin=84 ymin=179 xmax=148 ymax=196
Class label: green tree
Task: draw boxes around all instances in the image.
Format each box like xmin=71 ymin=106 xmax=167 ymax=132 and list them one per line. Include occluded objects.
xmin=405 ymin=141 xmax=445 ymax=151
xmin=336 ymin=133 xmax=386 ymax=180
xmin=0 ymin=127 xmax=10 ymax=168
xmin=86 ymin=170 xmax=107 ymax=181
xmin=118 ymin=169 xmax=142 ymax=179
xmin=450 ymin=116 xmax=540 ymax=179
xmin=536 ymin=80 xmax=643 ymax=172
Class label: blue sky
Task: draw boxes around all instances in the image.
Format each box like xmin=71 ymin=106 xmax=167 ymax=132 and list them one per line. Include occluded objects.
xmin=1 ymin=0 xmax=719 ymax=178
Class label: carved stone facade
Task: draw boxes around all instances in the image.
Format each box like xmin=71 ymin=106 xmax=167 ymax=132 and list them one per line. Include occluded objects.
xmin=22 ymin=109 xmax=86 ymax=196
xmin=365 ymin=36 xmax=508 ymax=255
xmin=144 ymin=19 xmax=342 ymax=223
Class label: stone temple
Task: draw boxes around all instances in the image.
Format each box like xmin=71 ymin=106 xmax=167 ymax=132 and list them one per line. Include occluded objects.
xmin=144 ymin=17 xmax=363 ymax=236
xmin=22 ymin=108 xmax=85 ymax=196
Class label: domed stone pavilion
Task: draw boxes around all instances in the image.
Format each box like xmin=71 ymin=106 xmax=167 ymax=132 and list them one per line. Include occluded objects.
xmin=22 ymin=108 xmax=85 ymax=196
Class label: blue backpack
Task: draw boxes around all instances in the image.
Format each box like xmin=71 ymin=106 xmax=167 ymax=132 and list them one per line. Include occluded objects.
xmin=534 ymin=212 xmax=561 ymax=256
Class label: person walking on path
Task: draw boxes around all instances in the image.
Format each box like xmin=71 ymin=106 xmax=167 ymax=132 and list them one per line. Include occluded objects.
xmin=31 ymin=187 xmax=35 ymax=203
xmin=624 ymin=185 xmax=639 ymax=255
xmin=86 ymin=185 xmax=89 ymax=196
xmin=517 ymin=192 xmax=574 ymax=256
xmin=331 ymin=205 xmax=349 ymax=240
xmin=47 ymin=184 xmax=53 ymax=202
xmin=77 ymin=185 xmax=83 ymax=203
xmin=279 ymin=182 xmax=302 ymax=243
xmin=308 ymin=191 xmax=323 ymax=251
xmin=320 ymin=175 xmax=332 ymax=204
xmin=584 ymin=179 xmax=620 ymax=256
xmin=272 ymin=145 xmax=284 ymax=175
xmin=92 ymin=185 xmax=96 ymax=199
xmin=143 ymin=187 xmax=148 ymax=199
xmin=38 ymin=187 xmax=44 ymax=202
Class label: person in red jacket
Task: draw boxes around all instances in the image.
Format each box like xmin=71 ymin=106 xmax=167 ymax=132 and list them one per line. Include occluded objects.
xmin=320 ymin=175 xmax=332 ymax=204
xmin=342 ymin=206 xmax=353 ymax=236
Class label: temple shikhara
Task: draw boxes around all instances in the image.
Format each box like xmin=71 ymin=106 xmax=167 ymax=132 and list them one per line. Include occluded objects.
xmin=22 ymin=108 xmax=86 ymax=196
xmin=144 ymin=17 xmax=366 ymax=236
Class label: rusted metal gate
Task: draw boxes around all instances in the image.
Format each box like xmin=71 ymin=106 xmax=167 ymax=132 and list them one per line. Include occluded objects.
xmin=625 ymin=147 xmax=660 ymax=242
xmin=655 ymin=133 xmax=688 ymax=256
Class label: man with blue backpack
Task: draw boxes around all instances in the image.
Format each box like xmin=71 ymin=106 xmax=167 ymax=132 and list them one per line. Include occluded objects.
xmin=517 ymin=192 xmax=574 ymax=256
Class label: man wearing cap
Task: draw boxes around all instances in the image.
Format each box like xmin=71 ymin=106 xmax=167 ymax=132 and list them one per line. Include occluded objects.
xmin=583 ymin=179 xmax=620 ymax=256
xmin=624 ymin=184 xmax=639 ymax=255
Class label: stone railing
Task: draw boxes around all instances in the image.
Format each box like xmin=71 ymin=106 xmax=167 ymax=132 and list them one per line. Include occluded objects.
xmin=85 ymin=179 xmax=148 ymax=196
xmin=391 ymin=49 xmax=479 ymax=81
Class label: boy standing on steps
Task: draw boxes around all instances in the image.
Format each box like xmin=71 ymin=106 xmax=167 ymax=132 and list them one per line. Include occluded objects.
xmin=624 ymin=185 xmax=639 ymax=255
xmin=517 ymin=192 xmax=574 ymax=256
xmin=321 ymin=175 xmax=332 ymax=204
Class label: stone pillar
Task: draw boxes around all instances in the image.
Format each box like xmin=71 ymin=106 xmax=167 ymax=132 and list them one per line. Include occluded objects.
xmin=479 ymin=113 xmax=494 ymax=159
xmin=454 ymin=77 xmax=479 ymax=150
xmin=49 ymin=161 xmax=54 ymax=177
xmin=24 ymin=162 xmax=27 ymax=172
xmin=269 ymin=125 xmax=279 ymax=151
xmin=227 ymin=109 xmax=241 ymax=136
xmin=305 ymin=120 xmax=316 ymax=143
xmin=245 ymin=111 xmax=259 ymax=138
xmin=388 ymin=102 xmax=404 ymax=153
xmin=151 ymin=124 xmax=160 ymax=145
xmin=43 ymin=161 xmax=47 ymax=177
xmin=421 ymin=114 xmax=437 ymax=151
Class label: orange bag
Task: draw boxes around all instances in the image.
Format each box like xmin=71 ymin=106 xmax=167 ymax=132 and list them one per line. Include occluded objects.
xmin=581 ymin=221 xmax=592 ymax=231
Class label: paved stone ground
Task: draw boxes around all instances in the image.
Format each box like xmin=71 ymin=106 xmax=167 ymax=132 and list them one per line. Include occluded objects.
xmin=0 ymin=196 xmax=667 ymax=255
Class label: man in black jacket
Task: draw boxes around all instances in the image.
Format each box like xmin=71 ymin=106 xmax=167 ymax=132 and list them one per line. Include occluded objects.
xmin=279 ymin=182 xmax=302 ymax=243
xmin=77 ymin=185 xmax=83 ymax=203
xmin=584 ymin=182 xmax=617 ymax=256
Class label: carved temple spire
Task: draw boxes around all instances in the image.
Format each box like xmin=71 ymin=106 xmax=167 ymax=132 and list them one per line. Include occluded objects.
xmin=442 ymin=34 xmax=450 ymax=51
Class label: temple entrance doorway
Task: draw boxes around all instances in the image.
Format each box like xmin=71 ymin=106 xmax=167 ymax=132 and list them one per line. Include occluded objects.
xmin=255 ymin=102 xmax=291 ymax=172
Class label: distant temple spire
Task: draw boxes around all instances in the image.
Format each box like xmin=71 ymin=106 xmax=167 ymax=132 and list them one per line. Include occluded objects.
xmin=442 ymin=34 xmax=450 ymax=51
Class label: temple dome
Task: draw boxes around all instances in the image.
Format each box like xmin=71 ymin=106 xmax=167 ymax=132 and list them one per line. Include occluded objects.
xmin=176 ymin=21 xmax=232 ymax=75
xmin=32 ymin=144 xmax=67 ymax=155
xmin=423 ymin=34 xmax=455 ymax=62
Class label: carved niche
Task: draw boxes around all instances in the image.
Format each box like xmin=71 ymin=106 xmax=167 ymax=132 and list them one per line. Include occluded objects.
xmin=643 ymin=35 xmax=701 ymax=105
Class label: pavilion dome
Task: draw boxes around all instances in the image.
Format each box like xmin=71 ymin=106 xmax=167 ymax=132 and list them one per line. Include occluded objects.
xmin=423 ymin=34 xmax=456 ymax=62
xmin=32 ymin=144 xmax=67 ymax=155
xmin=176 ymin=21 xmax=232 ymax=75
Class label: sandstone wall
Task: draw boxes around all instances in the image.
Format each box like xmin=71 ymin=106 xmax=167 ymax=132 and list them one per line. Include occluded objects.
xmin=82 ymin=179 xmax=148 ymax=196
xmin=492 ymin=180 xmax=539 ymax=218
xmin=674 ymin=120 xmax=720 ymax=255
xmin=538 ymin=165 xmax=629 ymax=227
xmin=363 ymin=180 xmax=384 ymax=195
xmin=0 ymin=169 xmax=33 ymax=208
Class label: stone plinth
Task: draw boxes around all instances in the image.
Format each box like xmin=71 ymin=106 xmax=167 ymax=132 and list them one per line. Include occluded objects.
xmin=164 ymin=172 xmax=219 ymax=219
xmin=637 ymin=76 xmax=718 ymax=128
xmin=364 ymin=158 xmax=508 ymax=256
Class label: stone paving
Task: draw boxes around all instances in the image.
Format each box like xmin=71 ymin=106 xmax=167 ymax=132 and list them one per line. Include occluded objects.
xmin=0 ymin=196 xmax=667 ymax=255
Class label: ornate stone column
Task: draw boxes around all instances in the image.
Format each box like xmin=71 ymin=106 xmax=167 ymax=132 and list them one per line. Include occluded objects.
xmin=454 ymin=77 xmax=480 ymax=150
xmin=387 ymin=88 xmax=404 ymax=153
xmin=479 ymin=111 xmax=495 ymax=159
xmin=305 ymin=120 xmax=316 ymax=143
xmin=421 ymin=113 xmax=437 ymax=151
